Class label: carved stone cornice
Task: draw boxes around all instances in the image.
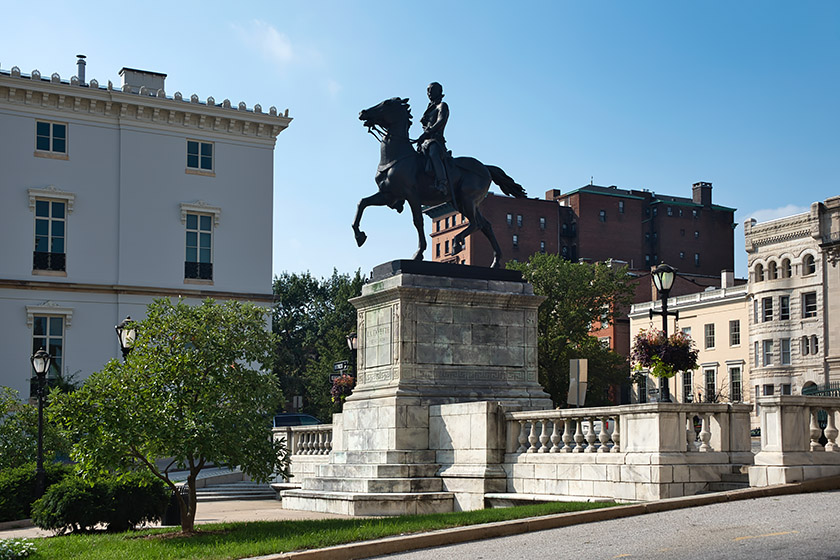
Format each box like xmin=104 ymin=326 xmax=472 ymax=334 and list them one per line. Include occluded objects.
xmin=28 ymin=186 xmax=76 ymax=213
xmin=1 ymin=69 xmax=291 ymax=141
xmin=180 ymin=200 xmax=222 ymax=225
xmin=745 ymin=213 xmax=813 ymax=253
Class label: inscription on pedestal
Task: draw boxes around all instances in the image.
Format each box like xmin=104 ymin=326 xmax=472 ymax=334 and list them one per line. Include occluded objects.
xmin=365 ymin=306 xmax=393 ymax=368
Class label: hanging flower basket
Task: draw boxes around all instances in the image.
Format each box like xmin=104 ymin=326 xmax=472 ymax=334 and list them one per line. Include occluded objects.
xmin=330 ymin=374 xmax=356 ymax=402
xmin=631 ymin=328 xmax=698 ymax=379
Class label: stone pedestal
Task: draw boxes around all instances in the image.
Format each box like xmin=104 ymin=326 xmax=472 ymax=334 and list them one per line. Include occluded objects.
xmin=281 ymin=261 xmax=551 ymax=515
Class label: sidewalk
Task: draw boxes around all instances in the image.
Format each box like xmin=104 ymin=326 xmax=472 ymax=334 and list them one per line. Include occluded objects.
xmin=0 ymin=499 xmax=350 ymax=539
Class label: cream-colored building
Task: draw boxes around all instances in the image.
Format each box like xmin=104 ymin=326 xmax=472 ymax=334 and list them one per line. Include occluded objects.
xmin=629 ymin=272 xmax=752 ymax=420
xmin=744 ymin=197 xmax=840 ymax=398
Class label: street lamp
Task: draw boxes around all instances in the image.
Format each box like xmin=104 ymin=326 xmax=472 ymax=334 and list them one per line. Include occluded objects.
xmin=649 ymin=263 xmax=679 ymax=403
xmin=115 ymin=316 xmax=136 ymax=361
xmin=30 ymin=347 xmax=51 ymax=498
xmin=346 ymin=332 xmax=358 ymax=377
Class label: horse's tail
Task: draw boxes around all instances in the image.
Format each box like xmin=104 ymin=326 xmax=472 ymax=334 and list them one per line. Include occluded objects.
xmin=487 ymin=165 xmax=527 ymax=198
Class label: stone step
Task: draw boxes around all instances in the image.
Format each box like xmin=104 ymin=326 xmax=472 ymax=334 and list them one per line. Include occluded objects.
xmin=281 ymin=489 xmax=454 ymax=516
xmin=720 ymin=473 xmax=749 ymax=483
xmin=316 ymin=463 xmax=440 ymax=479
xmin=303 ymin=476 xmax=443 ymax=493
xmin=330 ymin=449 xmax=437 ymax=465
xmin=195 ymin=481 xmax=276 ymax=502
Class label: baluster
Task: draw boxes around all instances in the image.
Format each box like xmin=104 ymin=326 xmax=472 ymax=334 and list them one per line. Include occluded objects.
xmin=539 ymin=419 xmax=551 ymax=452
xmin=585 ymin=417 xmax=598 ymax=452
xmin=516 ymin=420 xmax=528 ymax=453
xmin=326 ymin=429 xmax=333 ymax=453
xmin=611 ymin=416 xmax=620 ymax=452
xmin=318 ymin=430 xmax=326 ymax=455
xmin=549 ymin=418 xmax=562 ymax=453
xmin=598 ymin=416 xmax=611 ymax=452
xmin=527 ymin=421 xmax=540 ymax=452
xmin=573 ymin=419 xmax=585 ymax=453
xmin=686 ymin=415 xmax=696 ymax=452
xmin=811 ymin=409 xmax=825 ymax=452
xmin=307 ymin=432 xmax=316 ymax=455
xmin=302 ymin=432 xmax=311 ymax=455
xmin=561 ymin=418 xmax=573 ymax=452
xmin=292 ymin=432 xmax=300 ymax=455
xmin=698 ymin=413 xmax=712 ymax=452
xmin=825 ymin=409 xmax=839 ymax=452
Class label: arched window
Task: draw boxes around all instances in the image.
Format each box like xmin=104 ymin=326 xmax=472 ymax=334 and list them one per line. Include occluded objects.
xmin=768 ymin=261 xmax=778 ymax=280
xmin=803 ymin=254 xmax=816 ymax=275
xmin=754 ymin=264 xmax=764 ymax=282
xmin=781 ymin=258 xmax=791 ymax=278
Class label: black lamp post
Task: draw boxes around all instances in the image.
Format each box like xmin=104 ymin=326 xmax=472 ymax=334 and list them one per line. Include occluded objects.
xmin=115 ymin=316 xmax=136 ymax=361
xmin=30 ymin=347 xmax=51 ymax=499
xmin=346 ymin=332 xmax=358 ymax=377
xmin=649 ymin=263 xmax=678 ymax=403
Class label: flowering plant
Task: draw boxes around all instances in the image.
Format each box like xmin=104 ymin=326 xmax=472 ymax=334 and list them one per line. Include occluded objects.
xmin=631 ymin=328 xmax=698 ymax=379
xmin=330 ymin=374 xmax=355 ymax=402
xmin=0 ymin=539 xmax=36 ymax=560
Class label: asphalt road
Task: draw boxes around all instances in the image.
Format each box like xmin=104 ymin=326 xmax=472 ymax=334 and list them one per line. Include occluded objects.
xmin=375 ymin=490 xmax=840 ymax=560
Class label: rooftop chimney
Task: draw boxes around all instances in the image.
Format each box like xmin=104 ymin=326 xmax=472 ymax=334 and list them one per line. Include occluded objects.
xmin=692 ymin=181 xmax=712 ymax=207
xmin=76 ymin=54 xmax=86 ymax=85
xmin=721 ymin=269 xmax=734 ymax=288
xmin=119 ymin=67 xmax=166 ymax=94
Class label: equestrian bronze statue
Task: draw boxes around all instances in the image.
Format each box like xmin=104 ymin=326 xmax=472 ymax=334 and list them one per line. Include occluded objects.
xmin=353 ymin=84 xmax=527 ymax=268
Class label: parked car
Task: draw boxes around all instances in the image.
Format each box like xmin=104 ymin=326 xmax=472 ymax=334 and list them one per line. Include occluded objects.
xmin=273 ymin=413 xmax=321 ymax=428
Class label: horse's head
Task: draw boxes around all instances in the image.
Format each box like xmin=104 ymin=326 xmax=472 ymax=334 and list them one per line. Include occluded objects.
xmin=359 ymin=97 xmax=412 ymax=131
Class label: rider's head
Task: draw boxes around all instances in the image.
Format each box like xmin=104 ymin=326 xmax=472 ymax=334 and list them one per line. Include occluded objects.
xmin=427 ymin=82 xmax=443 ymax=102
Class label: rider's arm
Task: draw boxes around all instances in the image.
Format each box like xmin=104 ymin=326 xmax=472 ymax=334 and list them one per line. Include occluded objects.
xmin=424 ymin=102 xmax=449 ymax=135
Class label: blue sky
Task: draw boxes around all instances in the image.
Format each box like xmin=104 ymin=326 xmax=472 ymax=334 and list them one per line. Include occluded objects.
xmin=3 ymin=1 xmax=838 ymax=280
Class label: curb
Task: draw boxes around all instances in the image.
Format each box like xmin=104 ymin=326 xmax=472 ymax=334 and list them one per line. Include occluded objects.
xmin=247 ymin=476 xmax=840 ymax=560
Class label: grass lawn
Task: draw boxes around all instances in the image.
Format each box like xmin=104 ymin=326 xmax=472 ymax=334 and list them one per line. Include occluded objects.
xmin=30 ymin=501 xmax=616 ymax=560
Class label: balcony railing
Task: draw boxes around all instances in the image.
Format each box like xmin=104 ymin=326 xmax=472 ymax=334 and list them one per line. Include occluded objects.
xmin=184 ymin=261 xmax=213 ymax=280
xmin=33 ymin=251 xmax=65 ymax=272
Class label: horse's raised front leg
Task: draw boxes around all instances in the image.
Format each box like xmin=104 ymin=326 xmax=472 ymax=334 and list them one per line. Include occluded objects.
xmin=352 ymin=191 xmax=391 ymax=247
xmin=409 ymin=200 xmax=427 ymax=261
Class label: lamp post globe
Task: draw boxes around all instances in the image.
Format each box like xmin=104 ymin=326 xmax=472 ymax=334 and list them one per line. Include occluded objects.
xmin=30 ymin=347 xmax=51 ymax=498
xmin=346 ymin=332 xmax=358 ymax=377
xmin=651 ymin=263 xmax=677 ymax=295
xmin=115 ymin=316 xmax=136 ymax=360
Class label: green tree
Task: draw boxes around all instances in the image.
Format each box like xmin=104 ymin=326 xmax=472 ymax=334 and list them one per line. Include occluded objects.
xmin=0 ymin=386 xmax=70 ymax=471
xmin=49 ymin=298 xmax=289 ymax=533
xmin=273 ymin=269 xmax=363 ymax=420
xmin=508 ymin=254 xmax=635 ymax=406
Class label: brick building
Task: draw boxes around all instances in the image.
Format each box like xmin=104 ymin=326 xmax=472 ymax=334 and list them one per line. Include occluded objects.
xmin=426 ymin=181 xmax=736 ymax=275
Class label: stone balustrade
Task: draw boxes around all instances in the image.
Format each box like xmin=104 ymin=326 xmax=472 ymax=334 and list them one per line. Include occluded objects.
xmin=750 ymin=395 xmax=840 ymax=486
xmin=289 ymin=425 xmax=334 ymax=456
xmin=273 ymin=425 xmax=333 ymax=484
xmin=504 ymin=403 xmax=753 ymax=502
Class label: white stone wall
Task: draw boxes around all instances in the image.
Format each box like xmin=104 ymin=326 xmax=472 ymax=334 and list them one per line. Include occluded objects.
xmin=0 ymin=64 xmax=289 ymax=397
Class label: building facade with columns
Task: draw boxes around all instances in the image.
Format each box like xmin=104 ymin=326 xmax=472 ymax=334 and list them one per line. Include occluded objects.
xmin=0 ymin=57 xmax=291 ymax=398
xmin=744 ymin=197 xmax=840 ymax=399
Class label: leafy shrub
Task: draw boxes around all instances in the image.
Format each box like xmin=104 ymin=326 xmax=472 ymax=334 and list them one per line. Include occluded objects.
xmin=31 ymin=471 xmax=169 ymax=533
xmin=0 ymin=538 xmax=36 ymax=560
xmin=0 ymin=462 xmax=73 ymax=522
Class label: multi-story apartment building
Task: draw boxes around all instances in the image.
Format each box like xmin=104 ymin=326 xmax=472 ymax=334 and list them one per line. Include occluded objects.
xmin=0 ymin=56 xmax=291 ymax=398
xmin=427 ymin=181 xmax=736 ymax=275
xmin=629 ymin=273 xmax=752 ymax=422
xmin=744 ymin=197 xmax=840 ymax=399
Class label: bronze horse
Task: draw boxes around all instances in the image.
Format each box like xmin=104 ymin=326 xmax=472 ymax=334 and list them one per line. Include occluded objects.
xmin=353 ymin=97 xmax=527 ymax=268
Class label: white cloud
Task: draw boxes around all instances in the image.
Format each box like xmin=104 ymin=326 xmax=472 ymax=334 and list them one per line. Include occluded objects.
xmin=232 ymin=20 xmax=294 ymax=66
xmin=745 ymin=204 xmax=810 ymax=224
